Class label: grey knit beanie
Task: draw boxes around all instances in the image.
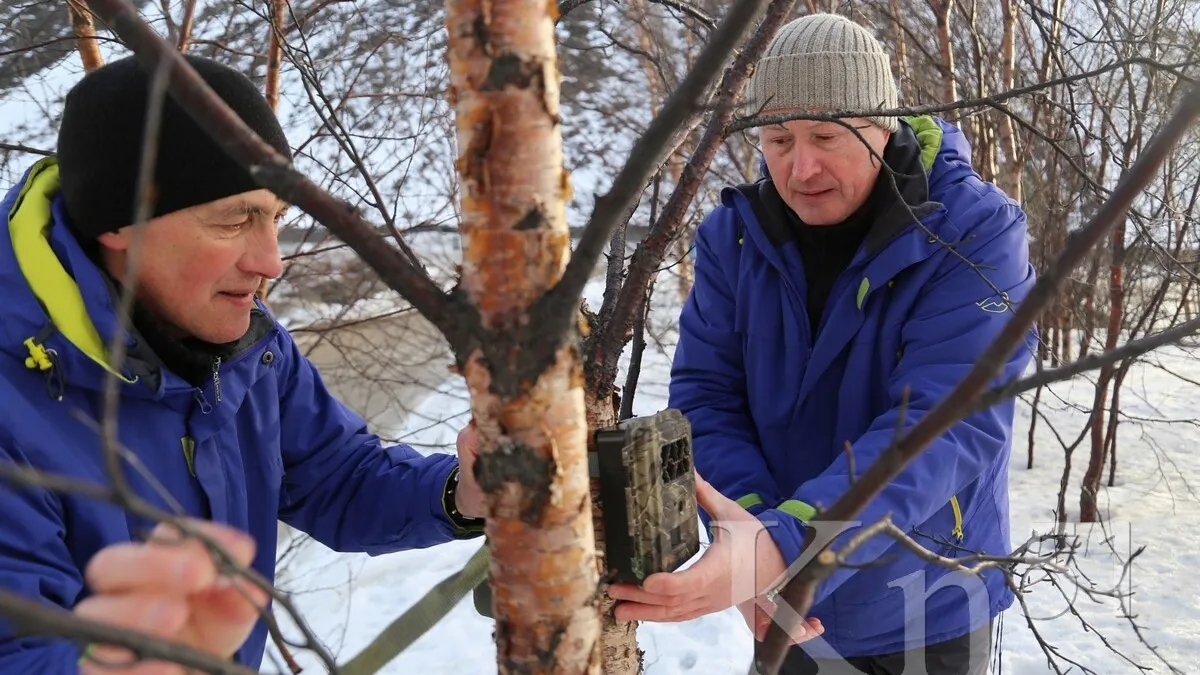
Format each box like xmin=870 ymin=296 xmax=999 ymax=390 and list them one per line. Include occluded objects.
xmin=745 ymin=13 xmax=899 ymax=132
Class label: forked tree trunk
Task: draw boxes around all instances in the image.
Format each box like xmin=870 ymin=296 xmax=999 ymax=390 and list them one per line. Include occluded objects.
xmin=447 ymin=0 xmax=601 ymax=671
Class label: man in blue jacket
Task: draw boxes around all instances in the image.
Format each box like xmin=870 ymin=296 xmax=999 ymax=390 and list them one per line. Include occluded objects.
xmin=0 ymin=55 xmax=485 ymax=671
xmin=609 ymin=13 xmax=1037 ymax=674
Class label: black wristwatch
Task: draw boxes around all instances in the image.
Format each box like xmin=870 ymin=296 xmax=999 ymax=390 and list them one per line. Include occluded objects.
xmin=443 ymin=465 xmax=485 ymax=535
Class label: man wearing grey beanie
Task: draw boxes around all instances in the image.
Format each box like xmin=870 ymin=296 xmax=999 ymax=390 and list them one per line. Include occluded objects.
xmin=610 ymin=13 xmax=1036 ymax=675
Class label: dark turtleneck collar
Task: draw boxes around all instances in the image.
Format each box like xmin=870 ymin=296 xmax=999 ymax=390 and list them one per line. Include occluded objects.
xmin=754 ymin=126 xmax=933 ymax=337
xmin=763 ymin=180 xmax=878 ymax=335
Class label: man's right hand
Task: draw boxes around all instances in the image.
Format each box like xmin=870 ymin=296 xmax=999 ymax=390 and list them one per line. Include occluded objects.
xmin=737 ymin=596 xmax=824 ymax=643
xmin=75 ymin=519 xmax=268 ymax=674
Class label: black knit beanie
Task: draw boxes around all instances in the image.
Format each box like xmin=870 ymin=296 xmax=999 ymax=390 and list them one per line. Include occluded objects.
xmin=56 ymin=54 xmax=293 ymax=240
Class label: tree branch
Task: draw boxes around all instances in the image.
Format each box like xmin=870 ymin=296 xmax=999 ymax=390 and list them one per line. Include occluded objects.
xmin=585 ymin=0 xmax=801 ymax=395
xmin=0 ymin=589 xmax=256 ymax=675
xmin=555 ymin=0 xmax=716 ymax=28
xmin=755 ymin=80 xmax=1200 ymax=674
xmin=81 ymin=0 xmax=479 ymax=355
xmin=0 ymin=142 xmax=54 ymax=157
xmin=978 ymin=315 xmax=1200 ymax=411
xmin=642 ymin=0 xmax=716 ymax=30
xmin=526 ymin=0 xmax=779 ymax=381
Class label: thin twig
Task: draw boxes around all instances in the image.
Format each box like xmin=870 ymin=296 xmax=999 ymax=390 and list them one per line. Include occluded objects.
xmin=0 ymin=458 xmax=343 ymax=674
xmin=100 ymin=54 xmax=173 ymax=504
xmin=730 ymin=56 xmax=1200 ymax=132
xmin=979 ymin=317 xmax=1200 ymax=410
xmin=532 ymin=0 xmax=779 ymax=374
xmin=587 ymin=0 xmax=801 ymax=396
xmin=0 ymin=590 xmax=257 ymax=675
xmin=0 ymin=142 xmax=54 ymax=156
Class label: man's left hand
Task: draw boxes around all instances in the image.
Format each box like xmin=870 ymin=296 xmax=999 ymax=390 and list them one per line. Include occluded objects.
xmin=607 ymin=474 xmax=824 ymax=644
xmin=454 ymin=422 xmax=486 ymax=519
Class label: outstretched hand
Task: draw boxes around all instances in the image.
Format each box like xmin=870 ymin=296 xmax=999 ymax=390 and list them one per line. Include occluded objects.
xmin=606 ymin=474 xmax=823 ymax=644
xmin=75 ymin=519 xmax=268 ymax=674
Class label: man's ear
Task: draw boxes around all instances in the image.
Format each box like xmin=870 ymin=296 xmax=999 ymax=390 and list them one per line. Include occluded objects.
xmin=95 ymin=228 xmax=131 ymax=252
xmin=868 ymin=128 xmax=891 ymax=168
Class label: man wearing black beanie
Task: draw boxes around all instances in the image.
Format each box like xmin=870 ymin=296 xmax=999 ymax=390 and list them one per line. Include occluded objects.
xmin=0 ymin=54 xmax=485 ymax=672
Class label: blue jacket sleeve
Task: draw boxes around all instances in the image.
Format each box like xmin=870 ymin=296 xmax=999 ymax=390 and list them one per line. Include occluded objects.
xmin=273 ymin=330 xmax=481 ymax=556
xmin=670 ymin=209 xmax=782 ymax=522
xmin=0 ymin=443 xmax=85 ymax=671
xmin=758 ymin=201 xmax=1037 ymax=603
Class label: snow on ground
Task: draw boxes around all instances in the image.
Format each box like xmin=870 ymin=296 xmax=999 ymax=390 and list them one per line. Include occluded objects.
xmin=265 ymin=274 xmax=1200 ymax=675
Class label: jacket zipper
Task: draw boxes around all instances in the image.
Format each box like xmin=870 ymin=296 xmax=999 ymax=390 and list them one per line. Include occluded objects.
xmin=950 ymin=494 xmax=964 ymax=541
xmin=211 ymin=356 xmax=223 ymax=403
xmin=192 ymin=357 xmax=223 ymax=414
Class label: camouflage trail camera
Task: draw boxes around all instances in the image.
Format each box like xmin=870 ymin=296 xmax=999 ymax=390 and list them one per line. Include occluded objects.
xmin=591 ymin=408 xmax=701 ymax=583
xmin=471 ymin=409 xmax=701 ymax=618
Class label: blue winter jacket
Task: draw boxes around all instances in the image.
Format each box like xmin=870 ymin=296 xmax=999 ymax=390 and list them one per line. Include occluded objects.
xmin=0 ymin=158 xmax=479 ymax=671
xmin=670 ymin=116 xmax=1037 ymax=658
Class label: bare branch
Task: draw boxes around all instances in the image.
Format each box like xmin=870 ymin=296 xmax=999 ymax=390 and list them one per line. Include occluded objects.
xmin=67 ymin=0 xmax=104 ymax=71
xmin=0 ymin=455 xmax=343 ymax=674
xmin=528 ymin=0 xmax=781 ymax=380
xmin=980 ymin=316 xmax=1200 ymax=410
xmin=0 ymin=142 xmax=54 ymax=157
xmin=176 ymin=0 xmax=197 ymax=52
xmin=585 ymin=0 xmax=802 ymax=395
xmin=0 ymin=590 xmax=257 ymax=675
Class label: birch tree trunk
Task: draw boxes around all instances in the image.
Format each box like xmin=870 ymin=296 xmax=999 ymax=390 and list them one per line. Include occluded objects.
xmin=446 ymin=0 xmax=601 ymax=671
xmin=585 ymin=390 xmax=643 ymax=675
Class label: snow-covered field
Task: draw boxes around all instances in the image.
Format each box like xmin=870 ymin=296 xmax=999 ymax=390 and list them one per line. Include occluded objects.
xmin=263 ymin=273 xmax=1200 ymax=675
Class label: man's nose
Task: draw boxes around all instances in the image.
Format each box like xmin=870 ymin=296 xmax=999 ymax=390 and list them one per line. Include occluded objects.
xmin=240 ymin=224 xmax=284 ymax=280
xmin=790 ymin=148 xmax=821 ymax=183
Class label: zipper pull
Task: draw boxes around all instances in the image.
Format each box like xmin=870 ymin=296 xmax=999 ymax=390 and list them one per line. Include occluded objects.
xmin=212 ymin=357 xmax=223 ymax=404
xmin=194 ymin=389 xmax=212 ymax=414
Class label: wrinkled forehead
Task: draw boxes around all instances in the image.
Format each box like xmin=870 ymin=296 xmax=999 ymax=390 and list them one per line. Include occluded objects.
xmin=758 ymin=117 xmax=874 ymax=136
xmin=193 ymin=189 xmax=289 ymax=220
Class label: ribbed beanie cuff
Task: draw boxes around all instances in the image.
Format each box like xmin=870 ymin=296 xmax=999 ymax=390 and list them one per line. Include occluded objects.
xmin=56 ymin=54 xmax=293 ymax=240
xmin=745 ymin=14 xmax=899 ymax=132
